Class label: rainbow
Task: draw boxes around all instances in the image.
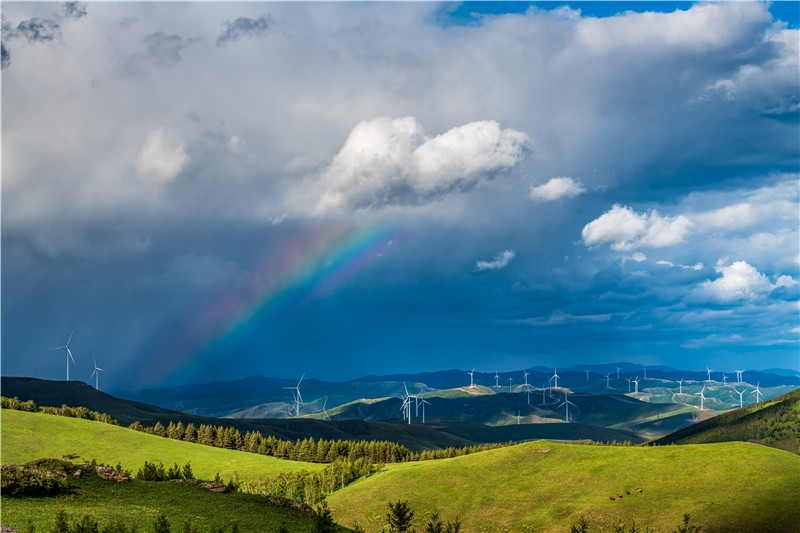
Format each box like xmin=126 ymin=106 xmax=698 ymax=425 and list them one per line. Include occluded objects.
xmin=153 ymin=222 xmax=405 ymax=385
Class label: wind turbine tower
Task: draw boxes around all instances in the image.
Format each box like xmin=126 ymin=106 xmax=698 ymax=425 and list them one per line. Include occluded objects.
xmin=706 ymin=367 xmax=713 ymax=382
xmin=735 ymin=369 xmax=745 ymax=383
xmin=605 ymin=373 xmax=611 ymax=389
xmin=494 ymin=371 xmax=500 ymax=388
xmin=722 ymin=373 xmax=728 ymax=384
xmin=678 ymin=378 xmax=684 ymax=394
xmin=696 ymin=385 xmax=706 ymax=410
xmin=616 ymin=367 xmax=621 ymax=380
xmin=319 ymin=397 xmax=331 ymax=420
xmin=89 ymin=357 xmax=105 ymax=390
xmin=633 ymin=377 xmax=640 ymax=393
xmin=734 ymin=388 xmax=745 ymax=408
xmin=283 ymin=373 xmax=305 ymax=419
xmin=558 ymin=391 xmax=577 ymax=423
xmin=752 ymin=383 xmax=763 ymax=403
xmin=468 ymin=369 xmax=476 ymax=388
xmin=420 ymin=396 xmax=430 ymax=424
xmin=52 ymin=331 xmax=76 ymax=381
xmin=626 ymin=377 xmax=632 ymax=392
xmin=523 ymin=369 xmax=530 ymax=387
xmin=585 ymin=369 xmax=590 ymax=381
xmin=552 ymin=368 xmax=559 ymax=390
xmin=507 ymin=376 xmax=514 ymax=393
xmin=516 ymin=411 xmax=521 ymax=425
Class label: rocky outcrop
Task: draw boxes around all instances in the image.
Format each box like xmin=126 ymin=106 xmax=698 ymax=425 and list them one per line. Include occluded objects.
xmin=95 ymin=466 xmax=129 ymax=483
xmin=198 ymin=481 xmax=228 ymax=493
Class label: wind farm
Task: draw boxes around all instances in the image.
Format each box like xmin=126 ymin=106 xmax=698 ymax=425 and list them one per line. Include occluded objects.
xmin=3 ymin=0 xmax=799 ymax=532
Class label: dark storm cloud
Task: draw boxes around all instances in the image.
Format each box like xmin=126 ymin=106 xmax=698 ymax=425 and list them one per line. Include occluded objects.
xmin=15 ymin=17 xmax=61 ymax=43
xmin=216 ymin=15 xmax=275 ymax=47
xmin=63 ymin=2 xmax=87 ymax=20
xmin=1 ymin=42 xmax=9 ymax=70
xmin=144 ymin=31 xmax=185 ymax=66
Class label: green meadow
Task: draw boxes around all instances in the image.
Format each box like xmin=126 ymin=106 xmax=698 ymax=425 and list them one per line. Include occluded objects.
xmin=1 ymin=473 xmax=321 ymax=533
xmin=1 ymin=409 xmax=324 ymax=482
xmin=327 ymin=439 xmax=800 ymax=532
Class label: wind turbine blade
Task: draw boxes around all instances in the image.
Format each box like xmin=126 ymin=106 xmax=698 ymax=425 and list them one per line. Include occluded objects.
xmin=297 ymin=372 xmax=305 ymax=386
xmin=67 ymin=330 xmax=74 ymax=346
xmin=97 ymin=367 xmax=105 ymax=372
xmin=67 ymin=348 xmax=75 ymax=364
xmin=89 ymin=370 xmax=96 ymax=380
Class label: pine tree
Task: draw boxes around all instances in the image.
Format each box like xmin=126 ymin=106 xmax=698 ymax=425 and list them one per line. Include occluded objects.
xmin=183 ymin=423 xmax=197 ymax=443
xmin=386 ymin=500 xmax=415 ymax=533
xmin=310 ymin=500 xmax=337 ymax=533
xmin=153 ymin=512 xmax=170 ymax=533
xmin=153 ymin=421 xmax=167 ymax=438
xmin=425 ymin=511 xmax=443 ymax=533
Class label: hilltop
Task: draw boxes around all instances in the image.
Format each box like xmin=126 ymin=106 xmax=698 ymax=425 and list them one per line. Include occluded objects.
xmin=327 ymin=440 xmax=800 ymax=532
xmin=652 ymin=388 xmax=800 ymax=453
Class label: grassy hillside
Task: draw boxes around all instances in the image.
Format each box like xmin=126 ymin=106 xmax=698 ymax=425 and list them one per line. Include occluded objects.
xmin=0 ymin=378 xmax=473 ymax=451
xmin=652 ymin=388 xmax=800 ymax=453
xmin=1 ymin=465 xmax=328 ymax=533
xmin=1 ymin=410 xmax=324 ymax=482
xmin=435 ymin=420 xmax=644 ymax=444
xmin=327 ymin=440 xmax=800 ymax=532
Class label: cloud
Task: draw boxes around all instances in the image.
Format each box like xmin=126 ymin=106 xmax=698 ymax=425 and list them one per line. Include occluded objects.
xmin=15 ymin=17 xmax=60 ymax=42
xmin=63 ymin=2 xmax=87 ymax=20
xmin=582 ymin=204 xmax=692 ymax=251
xmin=520 ymin=311 xmax=613 ymax=327
xmin=314 ymin=117 xmax=530 ymax=213
xmin=1 ymin=42 xmax=9 ymax=70
xmin=216 ymin=15 xmax=275 ymax=47
xmin=477 ymin=250 xmax=515 ymax=271
xmin=693 ymin=260 xmax=791 ymax=303
xmin=529 ymin=176 xmax=586 ymax=202
xmin=144 ymin=32 xmax=185 ymax=66
xmin=135 ymin=128 xmax=188 ymax=183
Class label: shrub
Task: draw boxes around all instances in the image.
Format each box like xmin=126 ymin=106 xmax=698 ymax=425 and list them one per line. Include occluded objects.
xmin=672 ymin=513 xmax=703 ymax=533
xmin=53 ymin=510 xmax=70 ymax=533
xmin=0 ymin=464 xmax=67 ymax=497
xmin=153 ymin=513 xmax=170 ymax=533
xmin=72 ymin=515 xmax=100 ymax=533
xmin=311 ymin=500 xmax=337 ymax=533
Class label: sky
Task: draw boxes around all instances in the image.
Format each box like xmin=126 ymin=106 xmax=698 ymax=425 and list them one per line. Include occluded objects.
xmin=2 ymin=1 xmax=798 ymax=390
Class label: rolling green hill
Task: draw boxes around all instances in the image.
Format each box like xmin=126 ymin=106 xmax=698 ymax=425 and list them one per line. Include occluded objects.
xmin=0 ymin=409 xmax=324 ymax=482
xmin=652 ymin=388 xmax=800 ymax=453
xmin=327 ymin=440 xmax=800 ymax=532
xmin=0 ymin=378 xmax=472 ymax=452
xmin=1 ymin=462 xmax=329 ymax=533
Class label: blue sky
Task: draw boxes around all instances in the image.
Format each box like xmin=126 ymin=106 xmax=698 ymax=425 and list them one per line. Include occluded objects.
xmin=2 ymin=1 xmax=798 ymax=389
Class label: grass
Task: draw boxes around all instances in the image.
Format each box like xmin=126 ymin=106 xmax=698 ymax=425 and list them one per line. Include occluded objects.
xmin=1 ymin=467 xmax=324 ymax=533
xmin=326 ymin=440 xmax=800 ymax=532
xmin=1 ymin=409 xmax=325 ymax=482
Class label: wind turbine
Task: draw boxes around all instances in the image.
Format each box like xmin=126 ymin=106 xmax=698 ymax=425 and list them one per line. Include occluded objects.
xmin=706 ymin=366 xmax=713 ymax=382
xmin=89 ymin=357 xmax=105 ymax=390
xmin=540 ymin=382 xmax=548 ymax=405
xmin=604 ymin=373 xmax=611 ymax=389
xmin=678 ymin=378 xmax=684 ymax=394
xmin=558 ymin=391 xmax=577 ymax=423
xmin=642 ymin=366 xmax=647 ymax=379
xmin=551 ymin=368 xmax=559 ymax=389
xmin=522 ymin=369 xmax=530 ymax=387
xmin=468 ymin=369 xmax=475 ymax=388
xmin=633 ymin=377 xmax=640 ymax=393
xmin=526 ymin=387 xmax=532 ymax=405
xmin=516 ymin=411 xmax=522 ymax=425
xmin=318 ymin=397 xmax=331 ymax=420
xmin=585 ymin=369 xmax=590 ymax=381
xmin=283 ymin=373 xmax=305 ymax=419
xmin=494 ymin=371 xmax=500 ymax=388
xmin=734 ymin=388 xmax=745 ymax=408
xmin=752 ymin=382 xmax=763 ymax=403
xmin=507 ymin=376 xmax=514 ymax=393
xmin=52 ymin=331 xmax=75 ymax=381
xmin=722 ymin=373 xmax=728 ymax=385
xmin=735 ymin=369 xmax=746 ymax=383
xmin=419 ymin=396 xmax=430 ymax=424
xmin=626 ymin=377 xmax=632 ymax=392
xmin=696 ymin=385 xmax=706 ymax=410
xmin=616 ymin=367 xmax=621 ymax=380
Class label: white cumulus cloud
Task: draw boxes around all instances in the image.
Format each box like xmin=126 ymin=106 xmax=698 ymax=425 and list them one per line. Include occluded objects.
xmin=694 ymin=260 xmax=795 ymax=303
xmin=314 ymin=117 xmax=529 ymax=213
xmin=135 ymin=127 xmax=188 ymax=183
xmin=529 ymin=176 xmax=586 ymax=202
xmin=476 ymin=250 xmax=516 ymax=271
xmin=582 ymin=204 xmax=692 ymax=251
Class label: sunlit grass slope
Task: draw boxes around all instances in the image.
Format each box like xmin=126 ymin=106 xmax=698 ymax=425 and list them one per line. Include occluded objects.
xmin=1 ymin=473 xmax=323 ymax=533
xmin=327 ymin=440 xmax=800 ymax=533
xmin=1 ymin=410 xmax=324 ymax=482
